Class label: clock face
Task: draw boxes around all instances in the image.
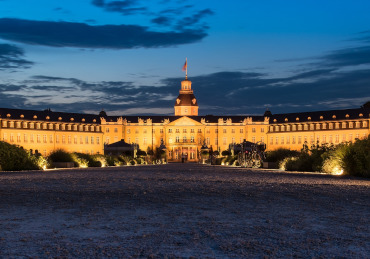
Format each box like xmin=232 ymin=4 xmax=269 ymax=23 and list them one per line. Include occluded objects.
xmin=192 ymin=98 xmax=196 ymax=104
xmin=176 ymin=98 xmax=181 ymax=104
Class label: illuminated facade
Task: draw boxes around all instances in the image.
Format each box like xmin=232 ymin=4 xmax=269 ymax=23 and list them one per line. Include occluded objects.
xmin=0 ymin=75 xmax=369 ymax=161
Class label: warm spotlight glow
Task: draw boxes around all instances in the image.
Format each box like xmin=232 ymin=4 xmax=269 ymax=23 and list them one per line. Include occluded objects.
xmin=332 ymin=166 xmax=344 ymax=175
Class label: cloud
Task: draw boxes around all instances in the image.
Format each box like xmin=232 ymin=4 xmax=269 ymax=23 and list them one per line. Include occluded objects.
xmin=91 ymin=0 xmax=147 ymax=15
xmin=175 ymin=8 xmax=214 ymax=30
xmin=0 ymin=18 xmax=207 ymax=49
xmin=0 ymin=43 xmax=33 ymax=70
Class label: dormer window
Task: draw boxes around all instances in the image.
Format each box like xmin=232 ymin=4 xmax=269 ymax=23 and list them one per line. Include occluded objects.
xmin=285 ymin=118 xmax=288 ymax=122
xmin=332 ymin=115 xmax=336 ymax=119
xmin=70 ymin=118 xmax=74 ymax=121
xmin=296 ymin=117 xmax=299 ymax=121
xmin=320 ymin=116 xmax=323 ymax=120
xmin=46 ymin=116 xmax=50 ymax=120
xmin=20 ymin=114 xmax=24 ymax=118
xmin=82 ymin=118 xmax=86 ymax=122
xmin=7 ymin=114 xmax=11 ymax=118
xmin=359 ymin=113 xmax=363 ymax=117
xmin=345 ymin=114 xmax=349 ymax=118
xmin=58 ymin=117 xmax=62 ymax=121
xmin=33 ymin=115 xmax=37 ymax=119
xmin=307 ymin=117 xmax=311 ymax=121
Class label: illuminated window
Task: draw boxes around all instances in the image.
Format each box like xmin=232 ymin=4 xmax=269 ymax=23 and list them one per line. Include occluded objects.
xmin=168 ymin=129 xmax=172 ymax=133
xmin=114 ymin=128 xmax=118 ymax=133
xmin=342 ymin=134 xmax=346 ymax=142
xmin=232 ymin=129 xmax=235 ymax=133
xmin=286 ymin=136 xmax=290 ymax=144
xmin=37 ymin=134 xmax=41 ymax=143
xmin=252 ymin=137 xmax=255 ymax=143
xmin=74 ymin=136 xmax=77 ymax=144
xmin=198 ymin=129 xmax=202 ymax=133
xmin=215 ymin=129 xmax=218 ymax=133
xmin=322 ymin=135 xmax=326 ymax=143
xmin=97 ymin=137 xmax=100 ymax=144
xmin=62 ymin=135 xmax=65 ymax=144
xmin=232 ymin=137 xmax=235 ymax=143
xmin=335 ymin=135 xmax=339 ymax=143
xmin=270 ymin=137 xmax=273 ymax=145
xmin=55 ymin=135 xmax=59 ymax=143
xmin=24 ymin=134 xmax=28 ymax=143
xmin=17 ymin=134 xmax=21 ymax=143
xmin=223 ymin=137 xmax=226 ymax=145
xmin=143 ymin=129 xmax=147 ymax=134
xmin=240 ymin=129 xmax=243 ymax=133
xmin=292 ymin=136 xmax=296 ymax=144
xmin=44 ymin=135 xmax=48 ymax=143
xmin=68 ymin=135 xmax=71 ymax=144
xmin=127 ymin=129 xmax=131 ymax=134
xmin=275 ymin=137 xmax=278 ymax=145
xmin=363 ymin=121 xmax=368 ymax=128
xmin=175 ymin=136 xmax=180 ymax=143
xmin=191 ymin=136 xmax=194 ymax=143
xmin=329 ymin=135 xmax=333 ymax=143
xmin=298 ymin=136 xmax=302 ymax=144
xmin=183 ymin=129 xmax=187 ymax=133
xmin=223 ymin=129 xmax=226 ymax=133
xmin=176 ymin=129 xmax=180 ymax=133
xmin=160 ymin=129 xmax=164 ymax=133
xmin=206 ymin=138 xmax=210 ymax=145
xmin=281 ymin=137 xmax=284 ymax=144
xmin=191 ymin=129 xmax=194 ymax=133
xmin=183 ymin=136 xmax=187 ymax=142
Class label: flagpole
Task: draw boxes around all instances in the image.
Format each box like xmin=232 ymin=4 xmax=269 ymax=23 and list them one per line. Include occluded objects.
xmin=186 ymin=57 xmax=188 ymax=79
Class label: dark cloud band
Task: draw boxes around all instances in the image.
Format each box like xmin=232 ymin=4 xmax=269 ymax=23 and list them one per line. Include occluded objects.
xmin=0 ymin=18 xmax=207 ymax=49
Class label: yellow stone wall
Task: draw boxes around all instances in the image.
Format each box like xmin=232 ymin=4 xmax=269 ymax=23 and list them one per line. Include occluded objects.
xmin=0 ymin=118 xmax=104 ymax=156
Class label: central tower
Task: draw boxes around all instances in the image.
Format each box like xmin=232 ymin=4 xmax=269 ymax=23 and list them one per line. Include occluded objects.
xmin=174 ymin=59 xmax=199 ymax=116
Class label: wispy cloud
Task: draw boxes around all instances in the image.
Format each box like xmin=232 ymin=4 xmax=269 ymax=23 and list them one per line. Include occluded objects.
xmin=0 ymin=43 xmax=33 ymax=70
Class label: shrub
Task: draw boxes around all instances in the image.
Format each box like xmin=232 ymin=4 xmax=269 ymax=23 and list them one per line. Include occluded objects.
xmin=0 ymin=141 xmax=40 ymax=171
xmin=265 ymin=148 xmax=300 ymax=163
xmin=48 ymin=149 xmax=74 ymax=163
xmin=73 ymin=153 xmax=101 ymax=167
xmin=342 ymin=136 xmax=370 ymax=177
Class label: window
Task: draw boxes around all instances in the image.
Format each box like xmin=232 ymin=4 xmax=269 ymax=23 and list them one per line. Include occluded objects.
xmin=206 ymin=137 xmax=210 ymax=145
xmin=183 ymin=136 xmax=187 ymax=142
xmin=342 ymin=134 xmax=346 ymax=142
xmin=252 ymin=137 xmax=255 ymax=143
xmin=335 ymin=135 xmax=339 ymax=143
xmin=127 ymin=129 xmax=131 ymax=134
xmin=198 ymin=129 xmax=202 ymax=133
xmin=355 ymin=122 xmax=360 ymax=128
xmin=275 ymin=137 xmax=279 ymax=145
xmin=97 ymin=137 xmax=100 ymax=144
xmin=304 ymin=124 xmax=308 ymax=130
xmin=206 ymin=129 xmax=210 ymax=133
xmin=310 ymin=135 xmax=314 ymax=144
xmin=85 ymin=136 xmax=89 ymax=144
xmin=143 ymin=129 xmax=147 ymax=134
xmin=37 ymin=134 xmax=41 ymax=143
xmin=24 ymin=134 xmax=28 ymax=143
xmin=62 ymin=135 xmax=65 ymax=144
xmin=329 ymin=135 xmax=333 ymax=143
xmin=68 ymin=135 xmax=71 ymax=144
xmin=191 ymin=129 xmax=195 ymax=133
xmin=298 ymin=125 xmax=302 ymax=131
xmin=286 ymin=125 xmax=290 ymax=131
xmin=322 ymin=124 xmax=327 ymax=130
xmin=135 ymin=129 xmax=139 ymax=134
xmin=55 ymin=135 xmax=59 ymax=144
xmin=106 ymin=128 xmax=110 ymax=133
xmin=316 ymin=124 xmax=320 ymax=130
xmin=275 ymin=126 xmax=279 ymax=131
xmin=191 ymin=136 xmax=194 ymax=143
xmin=304 ymin=136 xmax=307 ymax=143
xmin=175 ymin=136 xmax=180 ymax=143
xmin=215 ymin=129 xmax=218 ymax=133
xmin=281 ymin=137 xmax=284 ymax=144
xmin=215 ymin=138 xmax=218 ymax=145
xmin=252 ymin=127 xmax=256 ymax=133
xmin=168 ymin=129 xmax=172 ymax=133
xmin=270 ymin=137 xmax=273 ymax=145
xmin=183 ymin=129 xmax=187 ymax=133
xmin=74 ymin=136 xmax=77 ymax=144
xmin=363 ymin=121 xmax=368 ymax=128
xmin=223 ymin=129 xmax=226 ymax=133
xmin=91 ymin=137 xmax=94 ymax=144
xmin=43 ymin=135 xmax=47 ymax=143
xmin=286 ymin=136 xmax=290 ymax=144
xmin=335 ymin=123 xmax=340 ymax=129
xmin=114 ymin=128 xmax=118 ymax=133
xmin=349 ymin=134 xmax=353 ymax=141
xmin=310 ymin=124 xmax=314 ymax=130
xmin=143 ymin=138 xmax=147 ymax=145
xmin=232 ymin=137 xmax=235 ymax=143
xmin=281 ymin=125 xmax=285 ymax=131
xmin=160 ymin=129 xmax=164 ymax=133
xmin=292 ymin=125 xmax=296 ymax=131
xmin=105 ymin=137 xmax=109 ymax=144
xmin=135 ymin=137 xmax=138 ymax=144
xmin=80 ymin=136 xmax=83 ymax=144
xmin=298 ymin=136 xmax=302 ymax=144
xmin=329 ymin=123 xmax=333 ymax=129
xmin=240 ymin=129 xmax=243 ymax=133
xmin=349 ymin=122 xmax=353 ymax=128
xmin=17 ymin=134 xmax=21 ymax=143
xmin=223 ymin=137 xmax=226 ymax=145
xmin=231 ymin=129 xmax=235 ymax=133
xmin=292 ymin=136 xmax=296 ymax=144
xmin=176 ymin=129 xmax=180 ymax=133
xmin=322 ymin=135 xmax=326 ymax=143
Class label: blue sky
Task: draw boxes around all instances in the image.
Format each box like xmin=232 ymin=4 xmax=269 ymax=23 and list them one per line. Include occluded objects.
xmin=0 ymin=0 xmax=370 ymax=115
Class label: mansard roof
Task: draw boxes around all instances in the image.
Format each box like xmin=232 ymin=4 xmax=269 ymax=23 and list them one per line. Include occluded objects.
xmin=0 ymin=107 xmax=101 ymax=124
xmin=105 ymin=115 xmax=265 ymax=124
xmin=270 ymin=107 xmax=370 ymax=124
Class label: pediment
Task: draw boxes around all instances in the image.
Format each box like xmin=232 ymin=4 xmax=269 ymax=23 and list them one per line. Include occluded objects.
xmin=167 ymin=116 xmax=203 ymax=126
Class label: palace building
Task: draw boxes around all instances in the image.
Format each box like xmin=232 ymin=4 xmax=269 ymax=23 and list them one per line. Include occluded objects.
xmin=0 ymin=74 xmax=369 ymax=162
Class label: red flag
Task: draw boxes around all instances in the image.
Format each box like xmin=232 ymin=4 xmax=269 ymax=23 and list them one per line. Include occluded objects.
xmin=182 ymin=60 xmax=187 ymax=71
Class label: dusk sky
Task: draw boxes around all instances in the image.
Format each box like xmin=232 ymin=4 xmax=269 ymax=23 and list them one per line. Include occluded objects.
xmin=1 ymin=0 xmax=370 ymax=116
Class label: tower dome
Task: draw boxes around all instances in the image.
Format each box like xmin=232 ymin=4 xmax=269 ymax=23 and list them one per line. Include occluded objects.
xmin=174 ymin=59 xmax=199 ymax=116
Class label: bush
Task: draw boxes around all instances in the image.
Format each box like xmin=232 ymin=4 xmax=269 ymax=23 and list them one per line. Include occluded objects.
xmin=0 ymin=141 xmax=40 ymax=171
xmin=73 ymin=153 xmax=101 ymax=167
xmin=342 ymin=136 xmax=370 ymax=177
xmin=48 ymin=149 xmax=74 ymax=163
xmin=321 ymin=144 xmax=349 ymax=175
xmin=265 ymin=148 xmax=299 ymax=163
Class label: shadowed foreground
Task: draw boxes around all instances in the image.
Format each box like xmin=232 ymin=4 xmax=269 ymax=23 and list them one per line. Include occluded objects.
xmin=0 ymin=164 xmax=369 ymax=258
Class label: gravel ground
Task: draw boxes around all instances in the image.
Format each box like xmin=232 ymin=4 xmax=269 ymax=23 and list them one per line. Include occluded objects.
xmin=0 ymin=164 xmax=369 ymax=258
